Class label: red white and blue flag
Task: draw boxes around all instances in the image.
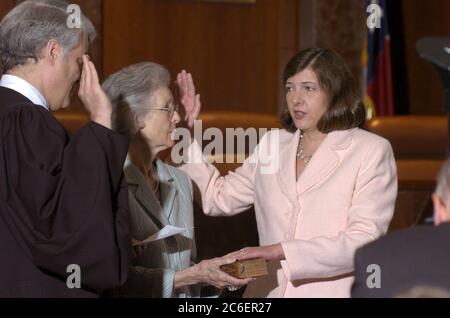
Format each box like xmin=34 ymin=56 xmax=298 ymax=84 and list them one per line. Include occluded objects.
xmin=363 ymin=0 xmax=394 ymax=117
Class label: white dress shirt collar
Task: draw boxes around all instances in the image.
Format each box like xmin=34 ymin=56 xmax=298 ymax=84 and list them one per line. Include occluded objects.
xmin=0 ymin=74 xmax=48 ymax=110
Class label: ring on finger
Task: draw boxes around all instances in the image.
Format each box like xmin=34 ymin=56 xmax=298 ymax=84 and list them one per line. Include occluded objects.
xmin=226 ymin=285 xmax=240 ymax=292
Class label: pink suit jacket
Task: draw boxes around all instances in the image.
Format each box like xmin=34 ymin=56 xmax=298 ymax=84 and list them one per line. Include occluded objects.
xmin=179 ymin=128 xmax=398 ymax=298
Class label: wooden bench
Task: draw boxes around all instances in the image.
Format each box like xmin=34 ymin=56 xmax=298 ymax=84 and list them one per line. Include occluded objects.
xmin=364 ymin=116 xmax=448 ymax=230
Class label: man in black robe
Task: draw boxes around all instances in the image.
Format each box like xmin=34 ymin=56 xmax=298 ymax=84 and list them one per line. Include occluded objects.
xmin=0 ymin=0 xmax=131 ymax=297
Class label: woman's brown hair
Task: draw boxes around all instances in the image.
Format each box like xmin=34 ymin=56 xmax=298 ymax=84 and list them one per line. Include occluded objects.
xmin=280 ymin=48 xmax=366 ymax=133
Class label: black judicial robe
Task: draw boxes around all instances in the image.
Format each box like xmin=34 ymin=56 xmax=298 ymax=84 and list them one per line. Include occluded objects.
xmin=0 ymin=87 xmax=131 ymax=297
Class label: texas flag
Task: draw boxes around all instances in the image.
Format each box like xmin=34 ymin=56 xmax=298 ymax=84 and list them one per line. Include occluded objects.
xmin=363 ymin=0 xmax=394 ymax=117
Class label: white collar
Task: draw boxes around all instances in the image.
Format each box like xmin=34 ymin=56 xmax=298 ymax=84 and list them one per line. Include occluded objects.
xmin=0 ymin=74 xmax=48 ymax=110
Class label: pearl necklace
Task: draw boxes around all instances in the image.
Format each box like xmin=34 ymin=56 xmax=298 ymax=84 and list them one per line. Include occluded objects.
xmin=296 ymin=133 xmax=312 ymax=164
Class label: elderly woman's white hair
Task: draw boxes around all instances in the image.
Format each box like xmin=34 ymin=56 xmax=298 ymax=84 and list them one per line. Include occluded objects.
xmin=435 ymin=159 xmax=450 ymax=201
xmin=102 ymin=62 xmax=171 ymax=137
xmin=0 ymin=0 xmax=96 ymax=72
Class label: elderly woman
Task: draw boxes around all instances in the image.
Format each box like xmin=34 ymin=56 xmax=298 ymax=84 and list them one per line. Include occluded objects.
xmin=102 ymin=62 xmax=251 ymax=298
xmin=177 ymin=48 xmax=398 ymax=297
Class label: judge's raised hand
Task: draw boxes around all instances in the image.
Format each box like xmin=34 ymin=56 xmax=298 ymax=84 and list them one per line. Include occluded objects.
xmin=175 ymin=70 xmax=201 ymax=129
xmin=78 ymin=55 xmax=112 ymax=129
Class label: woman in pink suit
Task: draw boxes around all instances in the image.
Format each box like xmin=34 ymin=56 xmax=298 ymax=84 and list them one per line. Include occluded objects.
xmin=178 ymin=48 xmax=398 ymax=297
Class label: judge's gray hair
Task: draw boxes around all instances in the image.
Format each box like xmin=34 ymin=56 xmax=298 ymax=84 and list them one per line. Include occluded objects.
xmin=102 ymin=62 xmax=171 ymax=137
xmin=0 ymin=0 xmax=96 ymax=72
xmin=435 ymin=159 xmax=450 ymax=201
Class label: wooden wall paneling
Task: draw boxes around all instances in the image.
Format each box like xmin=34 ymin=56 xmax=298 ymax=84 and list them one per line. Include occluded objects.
xmin=402 ymin=0 xmax=450 ymax=115
xmin=0 ymin=0 xmax=16 ymax=74
xmin=0 ymin=0 xmax=15 ymax=19
xmin=103 ymin=0 xmax=296 ymax=114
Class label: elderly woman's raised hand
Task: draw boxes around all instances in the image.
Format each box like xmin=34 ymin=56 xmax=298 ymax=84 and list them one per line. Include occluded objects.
xmin=78 ymin=55 xmax=113 ymax=129
xmin=176 ymin=70 xmax=201 ymax=129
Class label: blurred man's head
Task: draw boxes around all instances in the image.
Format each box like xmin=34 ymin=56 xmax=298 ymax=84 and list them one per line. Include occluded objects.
xmin=432 ymin=159 xmax=450 ymax=225
xmin=0 ymin=0 xmax=96 ymax=111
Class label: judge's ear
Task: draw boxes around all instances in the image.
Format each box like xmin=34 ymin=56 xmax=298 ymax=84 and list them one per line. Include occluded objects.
xmin=432 ymin=193 xmax=450 ymax=225
xmin=44 ymin=39 xmax=62 ymax=64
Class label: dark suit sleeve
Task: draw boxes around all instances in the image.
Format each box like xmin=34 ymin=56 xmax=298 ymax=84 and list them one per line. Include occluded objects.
xmin=2 ymin=107 xmax=131 ymax=291
xmin=351 ymin=242 xmax=386 ymax=298
xmin=351 ymin=247 xmax=367 ymax=297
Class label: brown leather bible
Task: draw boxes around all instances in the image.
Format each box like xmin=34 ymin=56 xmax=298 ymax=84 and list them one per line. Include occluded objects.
xmin=220 ymin=258 xmax=268 ymax=279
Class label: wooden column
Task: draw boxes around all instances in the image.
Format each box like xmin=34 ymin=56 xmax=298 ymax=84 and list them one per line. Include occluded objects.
xmin=299 ymin=0 xmax=366 ymax=86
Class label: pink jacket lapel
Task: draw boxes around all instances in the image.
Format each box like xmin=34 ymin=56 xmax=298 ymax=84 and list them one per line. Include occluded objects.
xmin=276 ymin=128 xmax=356 ymax=201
